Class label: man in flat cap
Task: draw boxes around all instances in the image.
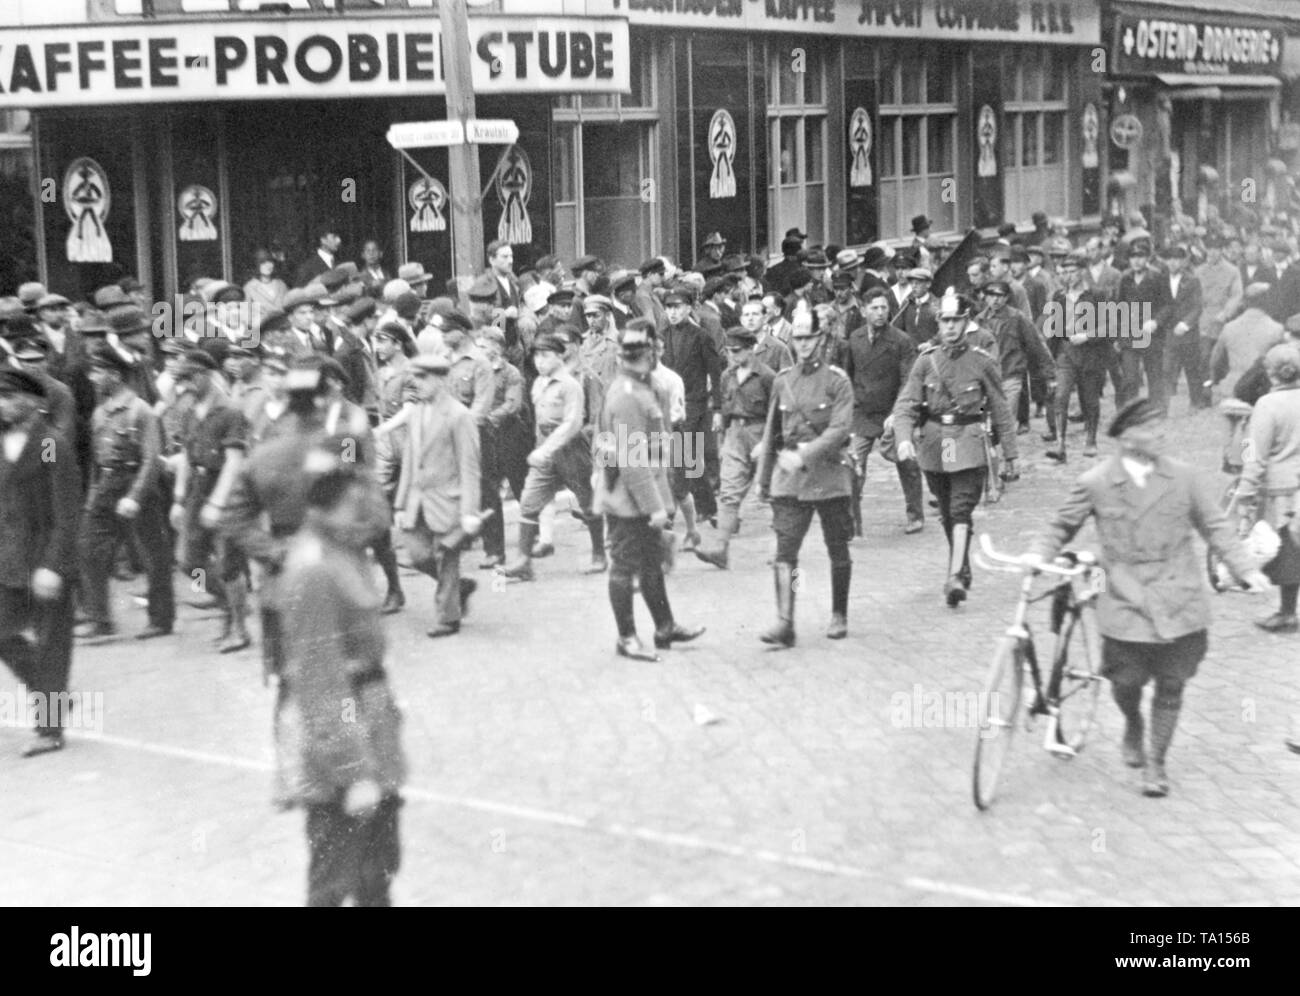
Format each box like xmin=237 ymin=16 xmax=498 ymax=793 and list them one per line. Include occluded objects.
xmin=660 ymin=286 xmax=723 ymax=526
xmin=608 ymin=271 xmax=639 ymax=331
xmin=393 ymin=353 xmax=482 ymax=639
xmin=633 ymin=258 xmax=669 ymax=331
xmin=169 ymin=349 xmax=252 ymax=653
xmin=0 ymin=367 xmax=80 ymax=756
xmin=1041 ymin=251 xmax=1110 ymax=460
xmin=984 ymin=245 xmax=1032 ymax=320
xmin=1113 ymin=242 xmax=1171 ymax=409
xmin=580 ymin=294 xmax=622 ymax=391
xmin=1155 ymin=244 xmax=1206 ymax=411
xmin=78 ymin=342 xmax=174 ymax=641
xmin=1024 ymin=398 xmax=1269 ymax=797
xmin=593 ymin=323 xmax=703 ymax=661
xmin=893 ymin=268 xmax=940 ymax=350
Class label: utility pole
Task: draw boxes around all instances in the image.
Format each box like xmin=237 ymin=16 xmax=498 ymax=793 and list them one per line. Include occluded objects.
xmin=439 ymin=0 xmax=484 ymax=283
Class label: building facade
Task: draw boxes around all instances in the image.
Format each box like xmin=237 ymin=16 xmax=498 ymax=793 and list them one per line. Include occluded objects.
xmin=0 ymin=0 xmax=1132 ymax=298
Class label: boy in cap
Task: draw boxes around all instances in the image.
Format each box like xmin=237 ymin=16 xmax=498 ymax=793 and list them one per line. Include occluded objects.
xmin=593 ymin=324 xmax=703 ymax=661
xmin=501 ymin=332 xmax=607 ymax=582
xmin=77 ymin=343 xmax=175 ymax=641
xmin=169 ymin=349 xmax=253 ymax=652
xmin=1024 ymin=399 xmax=1269 ymax=795
xmin=0 ymin=367 xmax=80 ymax=756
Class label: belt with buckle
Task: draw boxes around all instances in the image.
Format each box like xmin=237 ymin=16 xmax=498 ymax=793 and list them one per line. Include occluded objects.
xmin=938 ymin=413 xmax=982 ymax=426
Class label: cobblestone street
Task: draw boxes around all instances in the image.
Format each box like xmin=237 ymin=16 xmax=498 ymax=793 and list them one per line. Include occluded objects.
xmin=3 ymin=398 xmax=1299 ymax=906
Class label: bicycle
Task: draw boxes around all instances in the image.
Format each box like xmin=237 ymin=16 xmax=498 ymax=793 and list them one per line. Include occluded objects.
xmin=971 ymin=534 xmax=1105 ymax=811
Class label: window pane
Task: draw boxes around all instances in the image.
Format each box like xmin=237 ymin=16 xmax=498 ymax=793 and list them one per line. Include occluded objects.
xmin=583 ymin=122 xmax=641 ymax=199
xmin=902 ymin=116 xmax=922 ymax=176
xmin=804 ymin=57 xmax=824 ymax=105
xmin=1021 ymin=50 xmax=1043 ymax=103
xmin=880 ymin=116 xmax=897 ymax=178
xmin=929 ymin=177 xmax=955 ymax=232
xmin=805 ymin=118 xmax=824 ymax=182
xmin=1042 ymin=112 xmax=1063 ymax=166
xmin=879 ymin=51 xmax=896 ymax=105
xmin=901 ymin=54 xmax=922 ymax=105
xmin=626 ymin=42 xmax=653 ymax=108
xmin=1020 ymin=114 xmax=1037 ymax=167
xmin=777 ymin=118 xmax=799 ymax=185
xmin=1043 ymin=50 xmax=1066 ymax=103
xmin=777 ymin=52 xmax=799 ymax=106
xmin=927 ymin=115 xmax=953 ymax=174
xmin=553 ymin=125 xmax=576 ymax=202
xmin=582 ymin=93 xmax=616 ymax=111
xmin=926 ymin=53 xmax=953 ymax=105
xmin=805 ymin=183 xmax=824 ymax=242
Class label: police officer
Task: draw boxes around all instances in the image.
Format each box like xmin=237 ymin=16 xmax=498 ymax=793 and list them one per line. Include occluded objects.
xmin=593 ymin=323 xmax=703 ymax=662
xmin=695 ymin=327 xmax=776 ymax=569
xmin=501 ymin=332 xmax=606 ymax=582
xmin=756 ymin=301 xmax=855 ymax=645
xmin=77 ymin=338 xmax=175 ymax=640
xmin=892 ymin=289 xmax=1018 ymax=607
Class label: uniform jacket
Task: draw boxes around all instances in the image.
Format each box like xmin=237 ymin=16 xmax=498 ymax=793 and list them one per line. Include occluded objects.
xmin=593 ymin=371 xmax=673 ymax=519
xmin=1030 ymin=455 xmax=1255 ymax=642
xmin=891 ymin=339 xmax=1018 ymax=473
xmin=272 ymin=527 xmax=405 ymax=808
xmin=394 ymin=393 xmax=481 ymax=534
xmin=843 ymin=322 xmax=917 ymax=436
xmin=661 ymin=319 xmax=722 ymax=414
xmin=446 ymin=350 xmax=496 ymax=427
xmin=757 ymin=357 xmax=854 ymax=501
xmin=753 ymin=333 xmax=793 ymax=372
xmin=0 ymin=420 xmax=78 ymax=587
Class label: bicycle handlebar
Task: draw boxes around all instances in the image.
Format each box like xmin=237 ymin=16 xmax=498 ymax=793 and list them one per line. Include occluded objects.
xmin=978 ymin=533 xmax=1097 ymax=578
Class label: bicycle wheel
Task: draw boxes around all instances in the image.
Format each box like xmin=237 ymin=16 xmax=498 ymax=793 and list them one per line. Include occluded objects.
xmin=1053 ymin=601 xmax=1103 ymax=752
xmin=973 ymin=636 xmax=1025 ymax=810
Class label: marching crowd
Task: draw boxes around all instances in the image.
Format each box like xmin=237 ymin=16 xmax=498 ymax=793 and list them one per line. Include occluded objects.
xmin=4 ymin=198 xmax=1300 ymax=901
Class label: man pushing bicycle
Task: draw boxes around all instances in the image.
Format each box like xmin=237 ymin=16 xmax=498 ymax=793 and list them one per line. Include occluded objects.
xmin=1021 ymin=398 xmax=1270 ymax=798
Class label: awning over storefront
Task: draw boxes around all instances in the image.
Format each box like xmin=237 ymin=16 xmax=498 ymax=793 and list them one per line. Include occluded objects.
xmin=1154 ymin=73 xmax=1281 ymax=88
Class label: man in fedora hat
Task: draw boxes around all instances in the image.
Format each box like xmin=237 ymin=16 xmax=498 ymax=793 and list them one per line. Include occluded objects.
xmin=284 ymin=285 xmax=334 ymax=355
xmin=911 ymin=215 xmax=935 ymax=271
xmin=0 ymin=366 xmax=80 ymax=756
xmin=77 ymin=341 xmax=174 ymax=641
xmin=766 ymin=236 xmax=806 ymax=296
xmin=693 ymin=231 xmax=727 ymax=274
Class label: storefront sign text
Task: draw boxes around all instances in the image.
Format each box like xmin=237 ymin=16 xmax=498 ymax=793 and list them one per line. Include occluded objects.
xmin=0 ymin=16 xmax=631 ymax=108
xmin=1110 ymin=8 xmax=1284 ymax=77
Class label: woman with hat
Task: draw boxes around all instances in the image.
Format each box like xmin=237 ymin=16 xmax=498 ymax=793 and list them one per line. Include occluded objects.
xmin=1025 ymin=398 xmax=1270 ymax=797
xmin=1236 ymin=342 xmax=1300 ymax=633
xmin=244 ymin=249 xmax=288 ymax=314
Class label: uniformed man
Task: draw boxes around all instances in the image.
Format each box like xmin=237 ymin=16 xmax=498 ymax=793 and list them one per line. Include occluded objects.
xmin=77 ymin=339 xmax=175 ymax=640
xmin=579 ymin=294 xmax=622 ymax=391
xmin=168 ymin=349 xmax=252 ymax=653
xmin=695 ymin=327 xmax=776 ymax=570
xmin=738 ymin=298 xmax=792 ymax=371
xmin=892 ymin=289 xmax=1018 ymax=607
xmin=593 ymin=324 xmax=703 ymax=662
xmin=755 ymin=301 xmax=855 ymax=645
xmin=500 ymin=332 xmax=606 ymax=582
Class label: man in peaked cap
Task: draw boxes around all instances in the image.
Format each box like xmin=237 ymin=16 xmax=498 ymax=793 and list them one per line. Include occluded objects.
xmin=592 ymin=321 xmax=704 ymax=662
xmin=1024 ymin=397 xmax=1268 ymax=793
xmin=78 ymin=341 xmax=174 ymax=641
xmin=0 ymin=362 xmax=81 ymax=756
xmin=892 ymin=287 xmax=1018 ymax=609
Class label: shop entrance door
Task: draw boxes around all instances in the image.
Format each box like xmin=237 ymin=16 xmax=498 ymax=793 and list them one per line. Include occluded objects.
xmin=223 ymin=102 xmax=395 ymax=288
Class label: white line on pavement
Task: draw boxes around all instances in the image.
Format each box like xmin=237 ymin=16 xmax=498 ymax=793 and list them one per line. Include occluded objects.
xmin=61 ymin=728 xmax=1066 ymax=905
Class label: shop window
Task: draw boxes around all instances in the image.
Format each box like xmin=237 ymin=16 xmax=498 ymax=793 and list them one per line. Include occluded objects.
xmin=552 ymin=38 xmax=659 ymax=266
xmin=768 ymin=44 xmax=828 ymax=245
xmin=0 ymin=110 xmax=36 ymax=292
xmin=1004 ymin=48 xmax=1069 ymax=224
xmin=877 ymin=44 xmax=959 ymax=239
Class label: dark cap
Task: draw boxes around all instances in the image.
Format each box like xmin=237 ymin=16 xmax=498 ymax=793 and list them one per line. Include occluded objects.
xmin=787 ymin=268 xmax=814 ymax=291
xmin=9 ymin=337 xmax=48 ymax=362
xmin=547 ymin=287 xmax=576 ymax=307
xmin=780 ymin=237 xmax=803 ymax=256
xmin=410 ymin=353 xmax=451 ymax=375
xmin=638 ymin=257 xmax=666 ymax=277
xmin=87 ymin=342 xmax=135 ymax=375
xmin=176 ymin=350 xmax=220 ymax=378
xmin=78 ymin=309 xmax=113 ymax=336
xmin=912 ymin=214 xmax=934 ymax=233
xmin=467 ymin=274 xmax=499 ymax=303
xmin=93 ymin=285 xmax=132 ymax=311
xmin=107 ymin=306 xmax=151 ymax=337
xmin=703 ymin=276 xmax=731 ymax=298
xmin=802 ymin=250 xmax=831 ymax=270
xmin=571 ymin=255 xmax=602 ymax=274
xmin=610 ymin=270 xmax=638 ymax=294
xmin=663 ymin=288 xmax=692 ymax=307
xmin=1159 ymin=244 xmax=1189 ymax=260
xmin=0 ymin=313 xmax=37 ymax=341
xmin=441 ymin=310 xmax=474 ymax=333
xmin=617 ymin=328 xmax=655 ymax=356
xmin=725 ymin=327 xmax=757 ymax=348
xmin=532 ymin=332 xmax=567 ymax=355
xmin=1108 ymin=397 xmax=1165 ymax=438
xmin=0 ymin=368 xmax=46 ymax=398
xmin=1009 ymin=245 xmax=1030 ymax=263
xmin=343 ymin=296 xmax=377 ymax=324
xmin=1060 ymin=250 xmax=1087 ymax=269
xmin=701 ymin=231 xmax=726 ymax=248
xmin=831 ymin=271 xmax=856 ymax=290
xmin=983 ymin=280 xmax=1011 ymax=297
xmin=860 ymin=247 xmax=890 ymax=270
xmin=722 ymin=253 xmax=747 ymax=273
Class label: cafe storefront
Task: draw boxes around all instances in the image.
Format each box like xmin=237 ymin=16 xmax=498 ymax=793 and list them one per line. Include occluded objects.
xmin=0 ymin=5 xmax=631 ymax=299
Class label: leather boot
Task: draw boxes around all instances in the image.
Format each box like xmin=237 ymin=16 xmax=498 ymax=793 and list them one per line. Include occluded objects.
xmin=1045 ymin=412 xmax=1067 ymax=462
xmin=218 ymin=577 xmax=252 ymax=654
xmin=502 ymin=522 xmax=539 ymax=581
xmin=584 ymin=514 xmax=608 ymax=574
xmin=944 ymin=524 xmax=970 ymax=607
xmin=1113 ymin=684 xmax=1146 ymax=767
xmin=694 ymin=505 xmax=738 ymax=569
xmin=1143 ymin=705 xmax=1180 ymax=797
xmin=827 ymin=564 xmax=850 ymax=639
xmin=759 ymin=563 xmax=796 ymax=647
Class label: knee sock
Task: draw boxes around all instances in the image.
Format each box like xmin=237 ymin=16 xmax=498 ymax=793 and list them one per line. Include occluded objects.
xmin=1281 ymin=584 xmax=1298 ymax=616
